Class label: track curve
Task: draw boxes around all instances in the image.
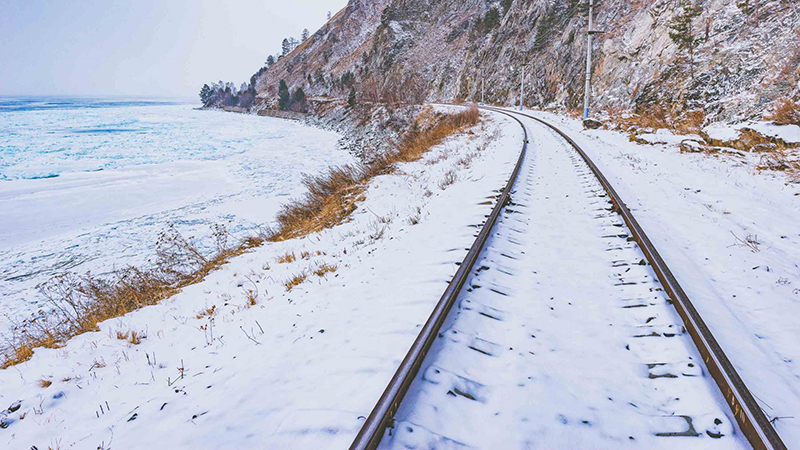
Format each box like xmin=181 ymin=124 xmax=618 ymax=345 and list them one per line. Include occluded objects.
xmin=350 ymin=107 xmax=786 ymax=450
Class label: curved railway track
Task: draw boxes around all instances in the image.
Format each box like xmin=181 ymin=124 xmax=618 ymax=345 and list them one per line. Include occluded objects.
xmin=350 ymin=107 xmax=786 ymax=450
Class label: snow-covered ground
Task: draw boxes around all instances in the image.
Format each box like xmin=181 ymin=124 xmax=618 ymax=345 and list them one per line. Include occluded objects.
xmin=524 ymin=109 xmax=800 ymax=446
xmin=2 ymin=104 xmax=799 ymax=448
xmin=383 ymin=114 xmax=743 ymax=448
xmin=0 ymin=111 xmax=521 ymax=449
xmin=0 ymin=100 xmax=353 ymax=329
xmin=705 ymin=121 xmax=800 ymax=144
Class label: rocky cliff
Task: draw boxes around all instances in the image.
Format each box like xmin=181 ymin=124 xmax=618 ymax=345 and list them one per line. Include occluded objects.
xmin=255 ymin=0 xmax=800 ymax=123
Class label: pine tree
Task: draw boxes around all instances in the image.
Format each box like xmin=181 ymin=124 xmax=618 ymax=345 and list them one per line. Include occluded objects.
xmin=302 ymin=29 xmax=310 ymax=41
xmin=293 ymin=87 xmax=306 ymax=103
xmin=278 ymin=80 xmax=291 ymax=110
xmin=348 ymin=87 xmax=357 ymax=109
xmin=533 ymin=6 xmax=557 ymax=51
xmin=199 ymin=84 xmax=213 ymax=107
xmin=327 ymin=11 xmax=332 ymax=21
xmin=266 ymin=55 xmax=275 ymax=67
xmin=292 ymin=87 xmax=307 ymax=113
xmin=668 ymin=1 xmax=703 ymax=79
xmin=484 ymin=8 xmax=501 ymax=30
xmin=282 ymin=38 xmax=291 ymax=56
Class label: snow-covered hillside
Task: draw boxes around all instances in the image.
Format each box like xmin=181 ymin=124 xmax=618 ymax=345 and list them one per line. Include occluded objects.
xmin=255 ymin=0 xmax=800 ymax=123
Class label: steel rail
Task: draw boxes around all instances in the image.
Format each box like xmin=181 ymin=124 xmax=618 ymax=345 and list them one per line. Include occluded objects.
xmin=349 ymin=109 xmax=529 ymax=450
xmin=500 ymin=108 xmax=787 ymax=450
xmin=350 ymin=105 xmax=787 ymax=450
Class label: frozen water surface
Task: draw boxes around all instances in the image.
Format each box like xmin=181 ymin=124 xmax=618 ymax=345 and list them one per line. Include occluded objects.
xmin=0 ymin=97 xmax=353 ymax=328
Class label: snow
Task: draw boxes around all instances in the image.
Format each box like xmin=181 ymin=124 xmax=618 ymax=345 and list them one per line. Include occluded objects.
xmin=0 ymin=111 xmax=521 ymax=449
xmin=522 ymin=108 xmax=800 ymax=446
xmin=383 ymin=116 xmax=743 ymax=448
xmin=2 ymin=104 xmax=797 ymax=448
xmin=0 ymin=104 xmax=353 ymax=330
xmin=704 ymin=121 xmax=800 ymax=144
xmin=744 ymin=122 xmax=800 ymax=144
xmin=637 ymin=128 xmax=702 ymax=145
xmin=703 ymin=123 xmax=742 ymax=142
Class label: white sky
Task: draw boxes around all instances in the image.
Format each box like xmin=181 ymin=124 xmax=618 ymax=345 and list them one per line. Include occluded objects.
xmin=0 ymin=0 xmax=348 ymax=98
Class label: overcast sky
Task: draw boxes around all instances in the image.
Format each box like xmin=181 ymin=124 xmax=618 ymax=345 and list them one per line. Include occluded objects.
xmin=0 ymin=0 xmax=348 ymax=98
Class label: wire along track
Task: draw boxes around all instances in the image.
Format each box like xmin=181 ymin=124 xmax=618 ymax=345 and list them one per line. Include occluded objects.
xmin=350 ymin=107 xmax=786 ymax=450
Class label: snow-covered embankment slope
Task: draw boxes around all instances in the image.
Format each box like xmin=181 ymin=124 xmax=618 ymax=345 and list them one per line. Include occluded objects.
xmin=0 ymin=110 xmax=522 ymax=449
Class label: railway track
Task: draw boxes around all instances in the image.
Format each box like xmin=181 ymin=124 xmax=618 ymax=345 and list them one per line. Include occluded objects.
xmin=350 ymin=108 xmax=786 ymax=449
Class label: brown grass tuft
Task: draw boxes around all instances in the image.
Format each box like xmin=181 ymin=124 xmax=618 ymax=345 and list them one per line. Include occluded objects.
xmin=275 ymin=251 xmax=297 ymax=264
xmin=438 ymin=170 xmax=458 ymax=190
xmin=313 ymin=263 xmax=338 ymax=277
xmin=284 ymin=273 xmax=308 ymax=291
xmin=767 ymin=98 xmax=800 ymax=126
xmin=38 ymin=378 xmax=52 ymax=388
xmin=268 ymin=107 xmax=480 ymax=242
xmin=115 ymin=329 xmax=143 ymax=345
xmin=195 ymin=305 xmax=217 ymax=319
xmin=609 ymin=105 xmax=705 ymax=135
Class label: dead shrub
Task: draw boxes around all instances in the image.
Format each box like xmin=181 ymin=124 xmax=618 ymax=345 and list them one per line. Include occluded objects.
xmin=611 ymin=105 xmax=705 ymax=135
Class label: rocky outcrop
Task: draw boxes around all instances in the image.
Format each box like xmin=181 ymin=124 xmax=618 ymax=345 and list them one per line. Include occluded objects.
xmin=256 ymin=0 xmax=800 ymax=123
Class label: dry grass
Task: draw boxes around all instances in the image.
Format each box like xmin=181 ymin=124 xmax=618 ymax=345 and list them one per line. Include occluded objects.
xmin=115 ymin=329 xmax=143 ymax=345
xmin=38 ymin=378 xmax=52 ymax=388
xmin=195 ymin=305 xmax=217 ymax=319
xmin=438 ymin=169 xmax=458 ymax=190
xmin=275 ymin=251 xmax=297 ymax=263
xmin=1 ymin=225 xmax=263 ymax=368
xmin=608 ymin=105 xmax=705 ymax=135
xmin=767 ymin=98 xmax=800 ymax=126
xmin=243 ymin=287 xmax=258 ymax=306
xmin=284 ymin=273 xmax=308 ymax=291
xmin=268 ymin=107 xmax=480 ymax=242
xmin=313 ymin=263 xmax=338 ymax=277
xmin=0 ymin=107 xmax=481 ymax=369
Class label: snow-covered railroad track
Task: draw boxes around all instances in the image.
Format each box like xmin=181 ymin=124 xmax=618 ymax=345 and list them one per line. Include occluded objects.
xmin=351 ymin=109 xmax=786 ymax=450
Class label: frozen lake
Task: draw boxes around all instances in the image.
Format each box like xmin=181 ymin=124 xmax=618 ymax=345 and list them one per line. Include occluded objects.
xmin=0 ymin=97 xmax=353 ymax=327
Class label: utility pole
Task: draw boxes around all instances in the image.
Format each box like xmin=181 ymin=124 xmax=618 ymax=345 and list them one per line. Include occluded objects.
xmin=583 ymin=0 xmax=594 ymax=119
xmin=520 ymin=66 xmax=525 ymax=111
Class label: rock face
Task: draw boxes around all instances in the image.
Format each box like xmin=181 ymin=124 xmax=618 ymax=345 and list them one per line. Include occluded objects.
xmin=256 ymin=0 xmax=800 ymax=122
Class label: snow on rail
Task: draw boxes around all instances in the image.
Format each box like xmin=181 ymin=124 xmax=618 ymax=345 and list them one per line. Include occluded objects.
xmin=353 ymin=107 xmax=785 ymax=449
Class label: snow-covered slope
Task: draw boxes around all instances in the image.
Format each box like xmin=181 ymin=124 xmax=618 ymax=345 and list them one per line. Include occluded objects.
xmin=0 ymin=111 xmax=521 ymax=449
